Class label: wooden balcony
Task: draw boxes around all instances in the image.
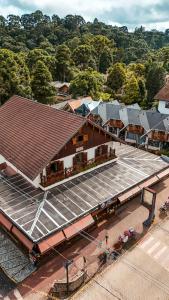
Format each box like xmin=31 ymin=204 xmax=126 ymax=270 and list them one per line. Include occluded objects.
xmin=42 ymin=170 xmax=65 ymax=187
xmin=41 ymin=150 xmax=116 ymax=187
xmin=151 ymin=131 xmax=169 ymax=142
xmin=127 ymin=125 xmax=144 ymax=135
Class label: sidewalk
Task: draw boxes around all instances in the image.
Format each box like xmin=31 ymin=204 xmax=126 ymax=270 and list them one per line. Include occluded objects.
xmin=6 ymin=177 xmax=169 ymax=300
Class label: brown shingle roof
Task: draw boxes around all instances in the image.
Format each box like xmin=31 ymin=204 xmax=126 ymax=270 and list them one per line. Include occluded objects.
xmin=0 ymin=96 xmax=86 ymax=180
xmin=154 ymin=83 xmax=169 ymax=102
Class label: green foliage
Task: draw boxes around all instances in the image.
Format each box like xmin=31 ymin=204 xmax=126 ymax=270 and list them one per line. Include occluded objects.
xmin=99 ymin=92 xmax=112 ymax=101
xmin=123 ymin=73 xmax=140 ymax=104
xmin=145 ymin=62 xmax=166 ymax=106
xmin=0 ymin=10 xmax=169 ymax=107
xmin=0 ymin=49 xmax=31 ymax=104
xmin=31 ymin=60 xmax=55 ymax=104
xmin=55 ymin=44 xmax=73 ymax=81
xmin=73 ymin=44 xmax=95 ymax=70
xmin=107 ymin=63 xmax=126 ymax=92
xmin=70 ymin=69 xmax=104 ymax=99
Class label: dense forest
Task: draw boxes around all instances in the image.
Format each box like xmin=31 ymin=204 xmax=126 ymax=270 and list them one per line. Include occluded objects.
xmin=0 ymin=10 xmax=169 ymax=106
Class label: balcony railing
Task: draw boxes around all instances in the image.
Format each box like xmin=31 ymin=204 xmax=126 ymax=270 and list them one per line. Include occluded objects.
xmin=41 ymin=150 xmax=116 ymax=187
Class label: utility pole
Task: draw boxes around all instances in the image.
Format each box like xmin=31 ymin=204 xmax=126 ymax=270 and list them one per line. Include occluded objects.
xmin=64 ymin=259 xmax=73 ymax=295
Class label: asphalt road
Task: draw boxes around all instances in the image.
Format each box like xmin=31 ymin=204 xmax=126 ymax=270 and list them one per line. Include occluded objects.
xmin=0 ymin=268 xmax=15 ymax=298
xmin=74 ymin=217 xmax=169 ymax=300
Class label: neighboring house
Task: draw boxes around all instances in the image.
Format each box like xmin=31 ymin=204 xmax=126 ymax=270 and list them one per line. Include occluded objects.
xmin=89 ymin=102 xmax=169 ymax=151
xmin=141 ymin=111 xmax=169 ymax=151
xmin=0 ymin=96 xmax=118 ymax=189
xmin=155 ymin=83 xmax=169 ymax=114
xmin=51 ymin=81 xmax=70 ymax=96
xmin=119 ymin=108 xmax=145 ymax=145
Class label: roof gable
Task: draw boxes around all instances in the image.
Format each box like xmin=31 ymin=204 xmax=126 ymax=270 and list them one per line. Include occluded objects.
xmin=0 ymin=96 xmax=86 ymax=180
xmin=154 ymin=83 xmax=169 ymax=102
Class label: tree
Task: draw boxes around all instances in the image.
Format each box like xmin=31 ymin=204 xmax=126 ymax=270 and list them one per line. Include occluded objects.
xmin=107 ymin=63 xmax=126 ymax=92
xmin=92 ymin=35 xmax=113 ymax=71
xmin=99 ymin=46 xmax=113 ymax=73
xmin=31 ymin=60 xmax=55 ymax=104
xmin=146 ymin=63 xmax=165 ymax=106
xmin=70 ymin=68 xmax=104 ymax=99
xmin=0 ymin=49 xmax=31 ymax=104
xmin=55 ymin=44 xmax=72 ymax=81
xmin=73 ymin=44 xmax=95 ymax=70
xmin=123 ymin=73 xmax=140 ymax=104
xmin=138 ymin=78 xmax=146 ymax=103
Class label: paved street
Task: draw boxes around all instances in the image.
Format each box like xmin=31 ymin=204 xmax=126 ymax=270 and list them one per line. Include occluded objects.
xmin=4 ymin=176 xmax=169 ymax=300
xmin=74 ymin=218 xmax=169 ymax=300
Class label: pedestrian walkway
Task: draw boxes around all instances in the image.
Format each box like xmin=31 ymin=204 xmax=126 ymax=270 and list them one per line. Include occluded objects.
xmin=138 ymin=234 xmax=169 ymax=272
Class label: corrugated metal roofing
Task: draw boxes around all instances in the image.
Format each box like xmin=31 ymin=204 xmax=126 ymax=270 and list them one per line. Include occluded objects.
xmin=0 ymin=95 xmax=86 ymax=180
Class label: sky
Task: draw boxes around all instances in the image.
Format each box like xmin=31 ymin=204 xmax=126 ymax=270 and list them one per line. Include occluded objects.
xmin=1 ymin=0 xmax=169 ymax=31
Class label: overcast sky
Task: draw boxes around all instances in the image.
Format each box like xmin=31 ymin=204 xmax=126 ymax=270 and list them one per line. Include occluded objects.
xmin=1 ymin=0 xmax=169 ymax=31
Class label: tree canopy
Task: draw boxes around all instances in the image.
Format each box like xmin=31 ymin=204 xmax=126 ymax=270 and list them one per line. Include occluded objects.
xmin=0 ymin=10 xmax=169 ymax=106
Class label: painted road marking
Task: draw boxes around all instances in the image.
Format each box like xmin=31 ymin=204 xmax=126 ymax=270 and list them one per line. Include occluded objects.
xmin=14 ymin=289 xmax=23 ymax=300
xmin=139 ymin=236 xmax=154 ymax=249
xmin=153 ymin=246 xmax=167 ymax=260
xmin=147 ymin=241 xmax=161 ymax=255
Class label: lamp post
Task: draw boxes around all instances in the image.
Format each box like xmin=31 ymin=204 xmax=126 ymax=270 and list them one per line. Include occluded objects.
xmin=64 ymin=259 xmax=73 ymax=295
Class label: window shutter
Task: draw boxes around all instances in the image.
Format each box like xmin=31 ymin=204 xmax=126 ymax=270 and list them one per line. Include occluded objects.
xmin=46 ymin=165 xmax=51 ymax=176
xmin=83 ymin=152 xmax=88 ymax=162
xmin=83 ymin=134 xmax=88 ymax=142
xmin=73 ymin=156 xmax=77 ymax=166
xmin=95 ymin=148 xmax=98 ymax=157
xmin=58 ymin=160 xmax=64 ymax=171
xmin=102 ymin=144 xmax=108 ymax=154
xmin=72 ymin=137 xmax=77 ymax=145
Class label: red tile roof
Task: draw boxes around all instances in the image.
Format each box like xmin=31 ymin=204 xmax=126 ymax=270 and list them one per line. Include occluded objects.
xmin=0 ymin=95 xmax=86 ymax=180
xmin=154 ymin=83 xmax=169 ymax=102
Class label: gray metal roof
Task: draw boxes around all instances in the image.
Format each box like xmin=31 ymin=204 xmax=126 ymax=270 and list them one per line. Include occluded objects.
xmin=140 ymin=111 xmax=169 ymax=132
xmin=91 ymin=103 xmax=123 ymax=124
xmin=0 ymin=143 xmax=168 ymax=243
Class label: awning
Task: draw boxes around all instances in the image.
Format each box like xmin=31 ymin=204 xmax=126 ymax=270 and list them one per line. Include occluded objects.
xmin=139 ymin=176 xmax=159 ymax=189
xmin=0 ymin=213 xmax=13 ymax=231
xmin=63 ymin=214 xmax=94 ymax=239
xmin=38 ymin=231 xmax=65 ymax=254
xmin=157 ymin=168 xmax=169 ymax=179
xmin=12 ymin=226 xmax=33 ymax=250
xmin=118 ymin=186 xmax=141 ymax=203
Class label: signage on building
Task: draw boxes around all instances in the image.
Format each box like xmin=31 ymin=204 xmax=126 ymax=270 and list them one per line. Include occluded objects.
xmin=76 ymin=146 xmax=84 ymax=152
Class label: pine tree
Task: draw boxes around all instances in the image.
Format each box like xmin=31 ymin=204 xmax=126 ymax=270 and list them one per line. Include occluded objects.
xmin=31 ymin=60 xmax=55 ymax=104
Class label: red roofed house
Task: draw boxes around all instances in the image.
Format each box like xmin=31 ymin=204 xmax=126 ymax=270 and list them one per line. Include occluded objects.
xmin=155 ymin=82 xmax=169 ymax=115
xmin=0 ymin=96 xmax=118 ymax=189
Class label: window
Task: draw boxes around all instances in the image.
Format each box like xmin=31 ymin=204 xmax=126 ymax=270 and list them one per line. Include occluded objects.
xmin=75 ymin=152 xmax=83 ymax=163
xmin=109 ymin=127 xmax=117 ymax=134
xmin=77 ymin=135 xmax=83 ymax=142
xmin=50 ymin=162 xmax=58 ymax=173
xmin=165 ymin=102 xmax=169 ymax=108
xmin=148 ymin=140 xmax=160 ymax=148
xmin=126 ymin=132 xmax=137 ymax=140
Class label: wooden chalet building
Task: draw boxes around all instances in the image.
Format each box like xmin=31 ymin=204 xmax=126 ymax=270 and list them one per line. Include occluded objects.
xmin=0 ymin=96 xmax=118 ymax=189
xmin=90 ymin=102 xmax=169 ymax=151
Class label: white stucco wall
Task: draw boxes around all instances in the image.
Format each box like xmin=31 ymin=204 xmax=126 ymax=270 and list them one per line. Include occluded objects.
xmin=1 ymin=142 xmax=115 ymax=189
xmin=0 ymin=155 xmax=5 ymax=164
xmin=158 ymin=100 xmax=169 ymax=114
xmin=47 ymin=141 xmax=114 ymax=171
